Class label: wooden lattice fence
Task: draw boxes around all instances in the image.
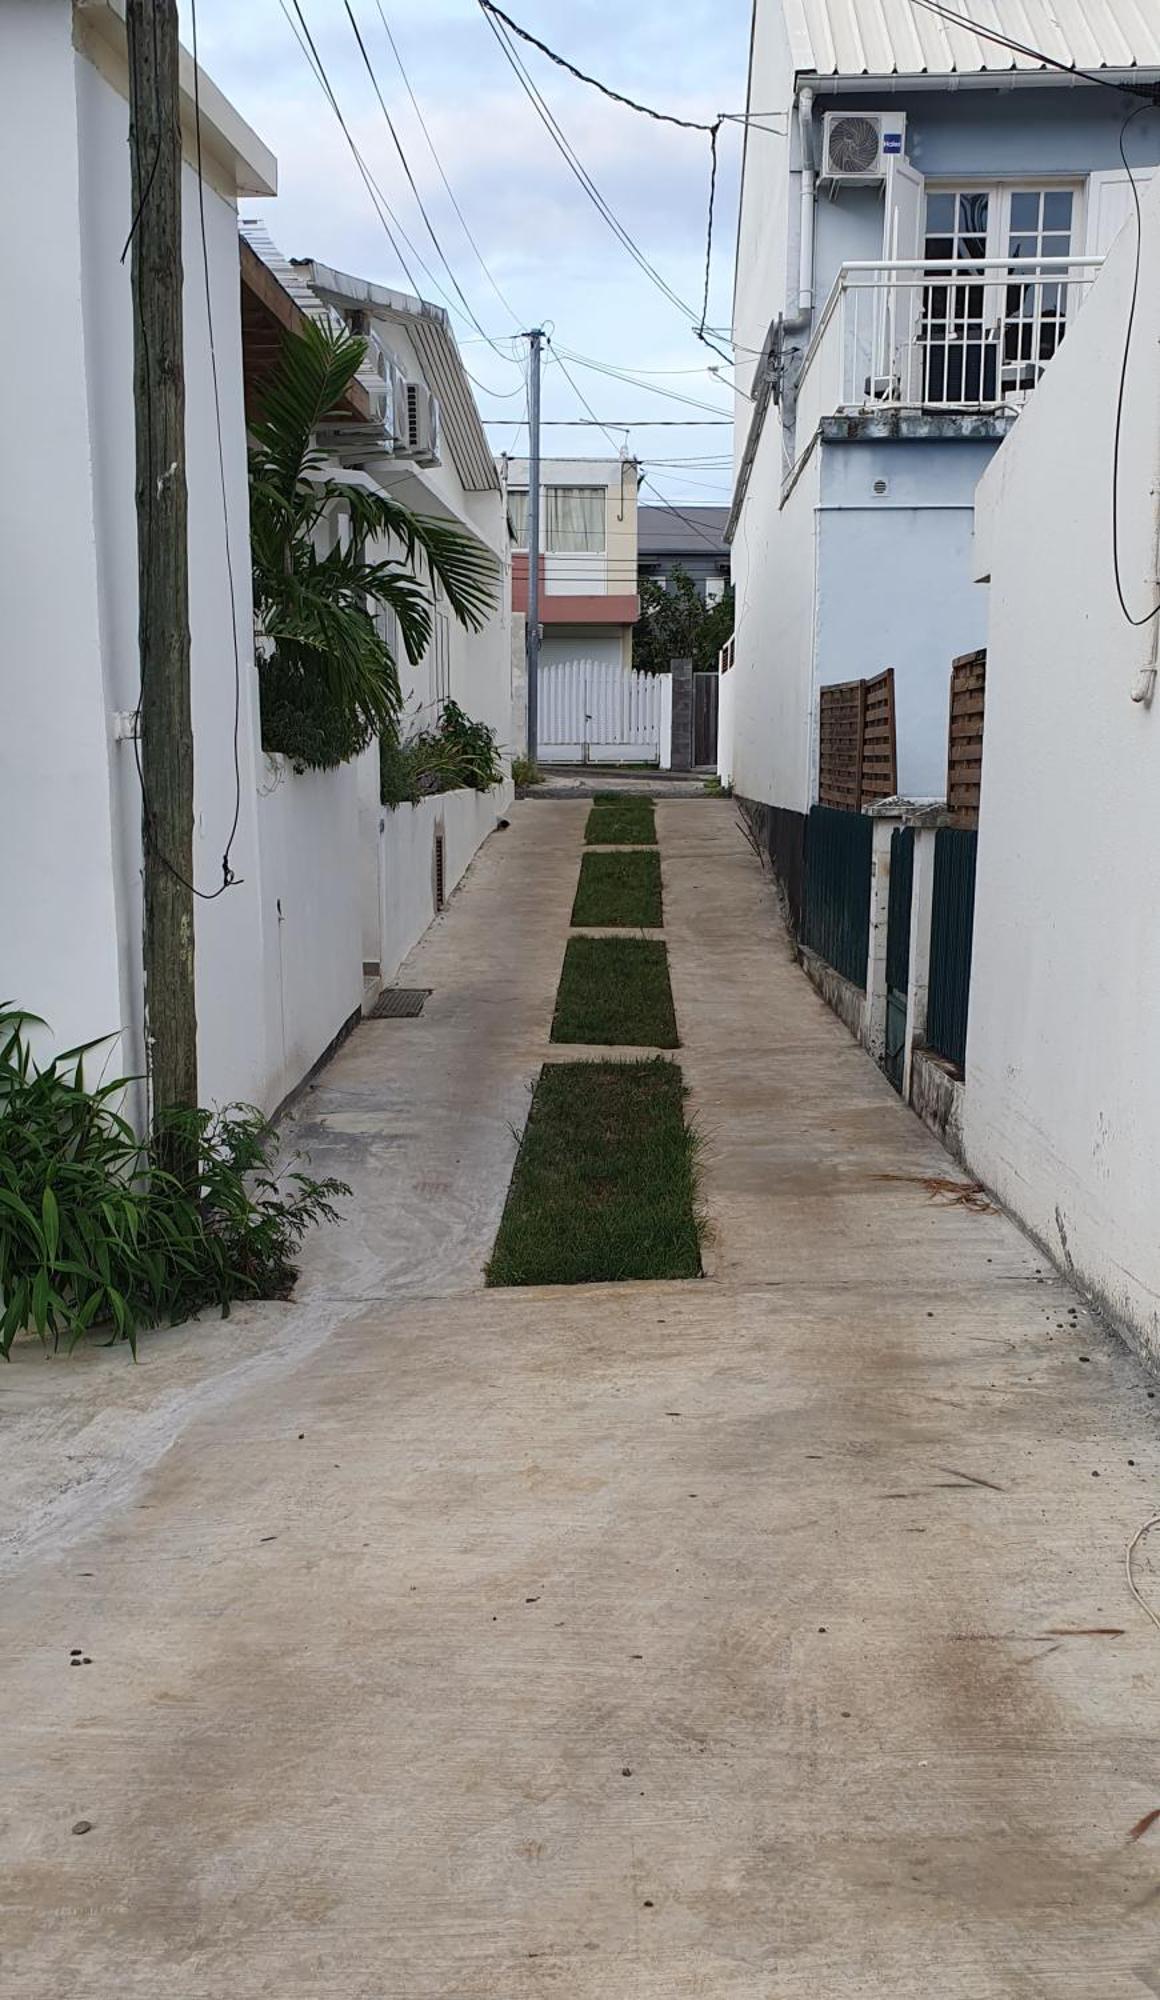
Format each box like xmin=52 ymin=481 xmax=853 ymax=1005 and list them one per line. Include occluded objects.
xmin=818 ymin=669 xmax=897 ymax=813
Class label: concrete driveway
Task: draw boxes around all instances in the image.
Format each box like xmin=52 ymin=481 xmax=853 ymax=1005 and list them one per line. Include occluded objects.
xmin=3 ymin=800 xmax=1160 ymax=1998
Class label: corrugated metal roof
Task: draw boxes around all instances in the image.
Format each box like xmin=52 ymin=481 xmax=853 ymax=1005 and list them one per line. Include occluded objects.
xmin=784 ymin=0 xmax=1160 ymax=80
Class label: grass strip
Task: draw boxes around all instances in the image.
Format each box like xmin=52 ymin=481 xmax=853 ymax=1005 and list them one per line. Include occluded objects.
xmin=571 ymin=849 xmax=662 ymax=929
xmin=585 ymin=798 xmax=657 ymax=845
xmin=486 ymin=1059 xmax=702 ymax=1286
xmin=551 ymin=938 xmax=678 ymax=1048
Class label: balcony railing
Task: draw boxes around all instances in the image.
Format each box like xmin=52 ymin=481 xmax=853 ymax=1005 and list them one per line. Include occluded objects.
xmin=794 ymin=256 xmax=1104 ymax=439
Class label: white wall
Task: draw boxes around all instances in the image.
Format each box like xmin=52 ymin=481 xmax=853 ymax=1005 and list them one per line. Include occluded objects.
xmin=0 ymin=0 xmax=125 ymax=1067
xmin=964 ymin=171 xmax=1160 ymax=1363
xmin=729 ymin=445 xmax=820 ymax=814
xmin=377 ymin=786 xmax=509 ymax=985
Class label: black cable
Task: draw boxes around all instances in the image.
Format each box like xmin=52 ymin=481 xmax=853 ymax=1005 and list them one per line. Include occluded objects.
xmin=372 ymin=0 xmax=521 ymax=324
xmin=1112 ymin=102 xmax=1160 ymax=628
xmin=280 ymin=0 xmax=518 ymax=386
xmin=477 ymin=0 xmax=718 ymax=132
xmin=639 ymin=474 xmax=735 ymax=552
xmin=907 ymin=0 xmax=1158 ymax=99
xmin=342 ymin=0 xmax=516 ymax=365
xmin=482 ymin=7 xmax=735 ymax=366
xmin=699 ymin=120 xmax=721 ymax=338
xmin=189 ymin=0 xmax=243 ymax=891
xmin=553 ymin=347 xmax=734 ymax=414
xmin=126 ymin=0 xmax=236 ymax=903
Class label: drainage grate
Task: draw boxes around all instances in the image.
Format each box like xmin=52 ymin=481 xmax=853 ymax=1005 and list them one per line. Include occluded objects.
xmin=368 ymin=987 xmax=431 ymax=1020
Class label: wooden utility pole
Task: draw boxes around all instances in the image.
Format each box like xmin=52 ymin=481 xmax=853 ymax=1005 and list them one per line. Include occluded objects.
xmin=126 ymin=0 xmax=199 ymax=1133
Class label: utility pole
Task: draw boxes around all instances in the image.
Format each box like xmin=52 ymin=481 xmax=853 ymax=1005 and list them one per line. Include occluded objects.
xmin=126 ymin=0 xmax=199 ymax=1140
xmin=525 ymin=327 xmax=545 ymax=767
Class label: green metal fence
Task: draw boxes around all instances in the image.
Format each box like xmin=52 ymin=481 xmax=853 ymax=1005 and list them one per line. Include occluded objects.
xmin=927 ymin=827 xmax=978 ymax=1072
xmin=801 ymin=805 xmax=873 ymax=990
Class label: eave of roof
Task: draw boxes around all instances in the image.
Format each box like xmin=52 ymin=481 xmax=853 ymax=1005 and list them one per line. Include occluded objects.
xmin=782 ymin=0 xmax=1160 ymax=83
xmin=74 ymin=0 xmax=276 ymax=196
xmin=302 ymin=261 xmax=500 ymax=493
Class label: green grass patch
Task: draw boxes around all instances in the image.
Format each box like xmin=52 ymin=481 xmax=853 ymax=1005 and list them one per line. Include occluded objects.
xmin=585 ymin=797 xmax=656 ymax=845
xmin=571 ymin=849 xmax=662 ymax=928
xmin=551 ymin=937 xmax=678 ymax=1048
xmin=486 ymin=1059 xmax=702 ymax=1286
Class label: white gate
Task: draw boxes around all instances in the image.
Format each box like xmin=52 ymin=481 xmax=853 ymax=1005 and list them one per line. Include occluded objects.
xmin=538 ymin=658 xmax=662 ymax=765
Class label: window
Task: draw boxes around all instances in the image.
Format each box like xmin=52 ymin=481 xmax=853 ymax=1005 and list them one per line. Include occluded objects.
xmin=545 ymin=486 xmax=604 ymax=553
xmin=505 ymin=485 xmax=606 ymax=554
xmin=507 ymin=488 xmax=529 ymax=549
xmin=920 ymin=183 xmax=1079 ymax=404
xmin=704 ymin=576 xmax=725 ymax=607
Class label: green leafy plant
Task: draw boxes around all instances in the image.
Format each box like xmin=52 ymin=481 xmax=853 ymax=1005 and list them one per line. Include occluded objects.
xmin=250 ymin=317 xmax=499 ymax=770
xmin=633 ymin=565 xmax=735 ymax=676
xmin=380 ymin=699 xmax=503 ymax=807
xmin=0 ymin=1007 xmax=348 ymax=1358
xmin=511 ymin=756 xmax=541 ymax=790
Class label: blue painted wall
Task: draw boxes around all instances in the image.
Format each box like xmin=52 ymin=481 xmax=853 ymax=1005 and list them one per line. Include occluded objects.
xmin=811 ymin=84 xmax=1160 ymax=313
xmin=815 ymin=438 xmax=995 ymax=797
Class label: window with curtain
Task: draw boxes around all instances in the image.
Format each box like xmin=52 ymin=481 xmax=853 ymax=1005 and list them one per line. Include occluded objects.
xmin=545 ymin=486 xmax=604 ymax=553
xmin=507 ymin=489 xmax=529 ymax=549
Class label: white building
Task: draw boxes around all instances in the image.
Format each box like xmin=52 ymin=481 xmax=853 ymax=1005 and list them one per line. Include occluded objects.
xmin=245 ymin=236 xmax=514 ymax=988
xmin=725 ymin=0 xmax=1160 ymax=887
xmin=0 ymin=0 xmax=512 ymax=1118
xmin=963 ymin=167 xmax=1160 ymax=1366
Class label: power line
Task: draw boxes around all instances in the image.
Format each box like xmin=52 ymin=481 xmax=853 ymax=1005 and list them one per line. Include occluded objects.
xmin=476 ymin=0 xmax=718 ymax=132
xmin=640 ymin=472 xmax=732 ymax=549
xmin=1112 ymin=102 xmax=1160 ymax=628
xmin=341 ymin=0 xmax=515 ymax=365
xmin=907 ymin=0 xmax=1158 ymax=99
xmin=483 ymin=417 xmax=733 ymax=427
xmin=371 ymin=0 xmax=521 ymax=325
xmin=553 ymin=345 xmax=734 ymax=414
xmin=279 ymin=0 xmax=518 ymax=383
xmin=480 ymin=4 xmax=734 ymax=367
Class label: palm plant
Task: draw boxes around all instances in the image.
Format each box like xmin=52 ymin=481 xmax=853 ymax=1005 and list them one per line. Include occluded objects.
xmin=249 ymin=316 xmax=499 ymax=769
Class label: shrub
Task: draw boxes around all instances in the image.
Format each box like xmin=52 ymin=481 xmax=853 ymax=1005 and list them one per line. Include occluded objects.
xmin=0 ymin=1007 xmax=348 ymax=1358
xmin=380 ymin=699 xmax=504 ymax=807
xmin=512 ymin=756 xmax=541 ymax=790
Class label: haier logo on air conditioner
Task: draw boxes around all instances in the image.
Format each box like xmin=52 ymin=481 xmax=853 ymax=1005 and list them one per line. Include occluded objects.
xmin=820 ymin=112 xmax=907 ymax=185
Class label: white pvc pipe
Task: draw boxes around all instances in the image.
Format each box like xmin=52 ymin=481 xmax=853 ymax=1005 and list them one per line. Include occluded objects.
xmin=797 ymin=86 xmax=816 ymax=319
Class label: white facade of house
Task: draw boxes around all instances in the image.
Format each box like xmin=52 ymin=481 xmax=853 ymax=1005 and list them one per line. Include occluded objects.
xmin=0 ymin=3 xmax=512 ymax=1117
xmin=293 ymin=256 xmax=514 ymax=984
xmin=962 ymin=169 xmax=1160 ymax=1366
xmin=725 ymin=0 xmax=1160 ymax=821
xmin=0 ymin=0 xmax=287 ymax=1110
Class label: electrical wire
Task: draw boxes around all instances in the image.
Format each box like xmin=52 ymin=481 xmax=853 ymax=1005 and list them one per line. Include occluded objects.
xmin=476 ymin=0 xmax=719 ymax=132
xmin=550 ymin=348 xmax=628 ymax=456
xmin=371 ymin=0 xmax=521 ymax=324
xmin=125 ymin=0 xmax=239 ymax=904
xmin=553 ymin=346 xmax=735 ymax=414
xmin=639 ymin=472 xmax=735 ymax=550
xmin=279 ymin=0 xmax=518 ymax=384
xmin=907 ymin=0 xmax=1157 ymax=100
xmin=699 ymin=119 xmax=720 ymax=337
xmin=482 ymin=417 xmax=733 ymax=427
xmin=342 ymin=0 xmax=517 ymax=366
xmin=480 ymin=5 xmax=735 ymax=367
xmin=1111 ymin=102 xmax=1160 ymax=629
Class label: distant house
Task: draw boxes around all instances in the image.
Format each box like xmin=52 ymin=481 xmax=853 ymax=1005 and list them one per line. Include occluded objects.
xmin=724 ymin=0 xmax=1160 ymax=859
xmin=506 ymin=455 xmax=640 ymax=677
xmin=637 ymin=505 xmax=730 ymax=605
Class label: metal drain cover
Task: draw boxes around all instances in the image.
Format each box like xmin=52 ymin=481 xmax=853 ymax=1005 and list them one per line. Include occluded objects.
xmin=368 ymin=987 xmax=431 ymax=1019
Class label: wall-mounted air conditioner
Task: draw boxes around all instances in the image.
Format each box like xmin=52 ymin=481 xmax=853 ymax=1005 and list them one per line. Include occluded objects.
xmin=820 ymin=111 xmax=906 ymax=186
xmin=400 ymin=381 xmax=441 ymax=466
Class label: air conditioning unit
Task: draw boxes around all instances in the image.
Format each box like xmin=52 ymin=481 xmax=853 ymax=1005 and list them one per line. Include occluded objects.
xmin=400 ymin=380 xmax=441 ymax=466
xmin=360 ymin=331 xmax=410 ymax=446
xmin=820 ymin=111 xmax=906 ymax=186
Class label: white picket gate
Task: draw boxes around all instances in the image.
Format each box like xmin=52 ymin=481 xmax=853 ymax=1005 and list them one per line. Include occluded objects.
xmin=538 ymin=658 xmax=663 ymax=765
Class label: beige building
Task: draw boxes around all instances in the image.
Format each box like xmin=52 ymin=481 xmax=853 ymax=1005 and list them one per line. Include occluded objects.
xmin=506 ymin=456 xmax=639 ymax=672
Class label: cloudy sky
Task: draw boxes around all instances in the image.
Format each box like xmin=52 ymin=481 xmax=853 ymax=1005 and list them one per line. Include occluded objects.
xmin=182 ymin=0 xmax=752 ymax=506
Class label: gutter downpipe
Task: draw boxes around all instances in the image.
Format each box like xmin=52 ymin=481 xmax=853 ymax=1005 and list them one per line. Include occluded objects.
xmin=792 ymin=86 xmax=816 ymax=326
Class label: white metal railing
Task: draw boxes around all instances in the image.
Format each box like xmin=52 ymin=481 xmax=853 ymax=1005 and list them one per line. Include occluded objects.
xmin=796 ymin=256 xmax=1104 ymax=424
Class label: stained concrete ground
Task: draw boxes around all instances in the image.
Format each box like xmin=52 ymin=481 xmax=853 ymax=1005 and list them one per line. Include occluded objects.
xmin=3 ymin=799 xmax=1160 ymax=1998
